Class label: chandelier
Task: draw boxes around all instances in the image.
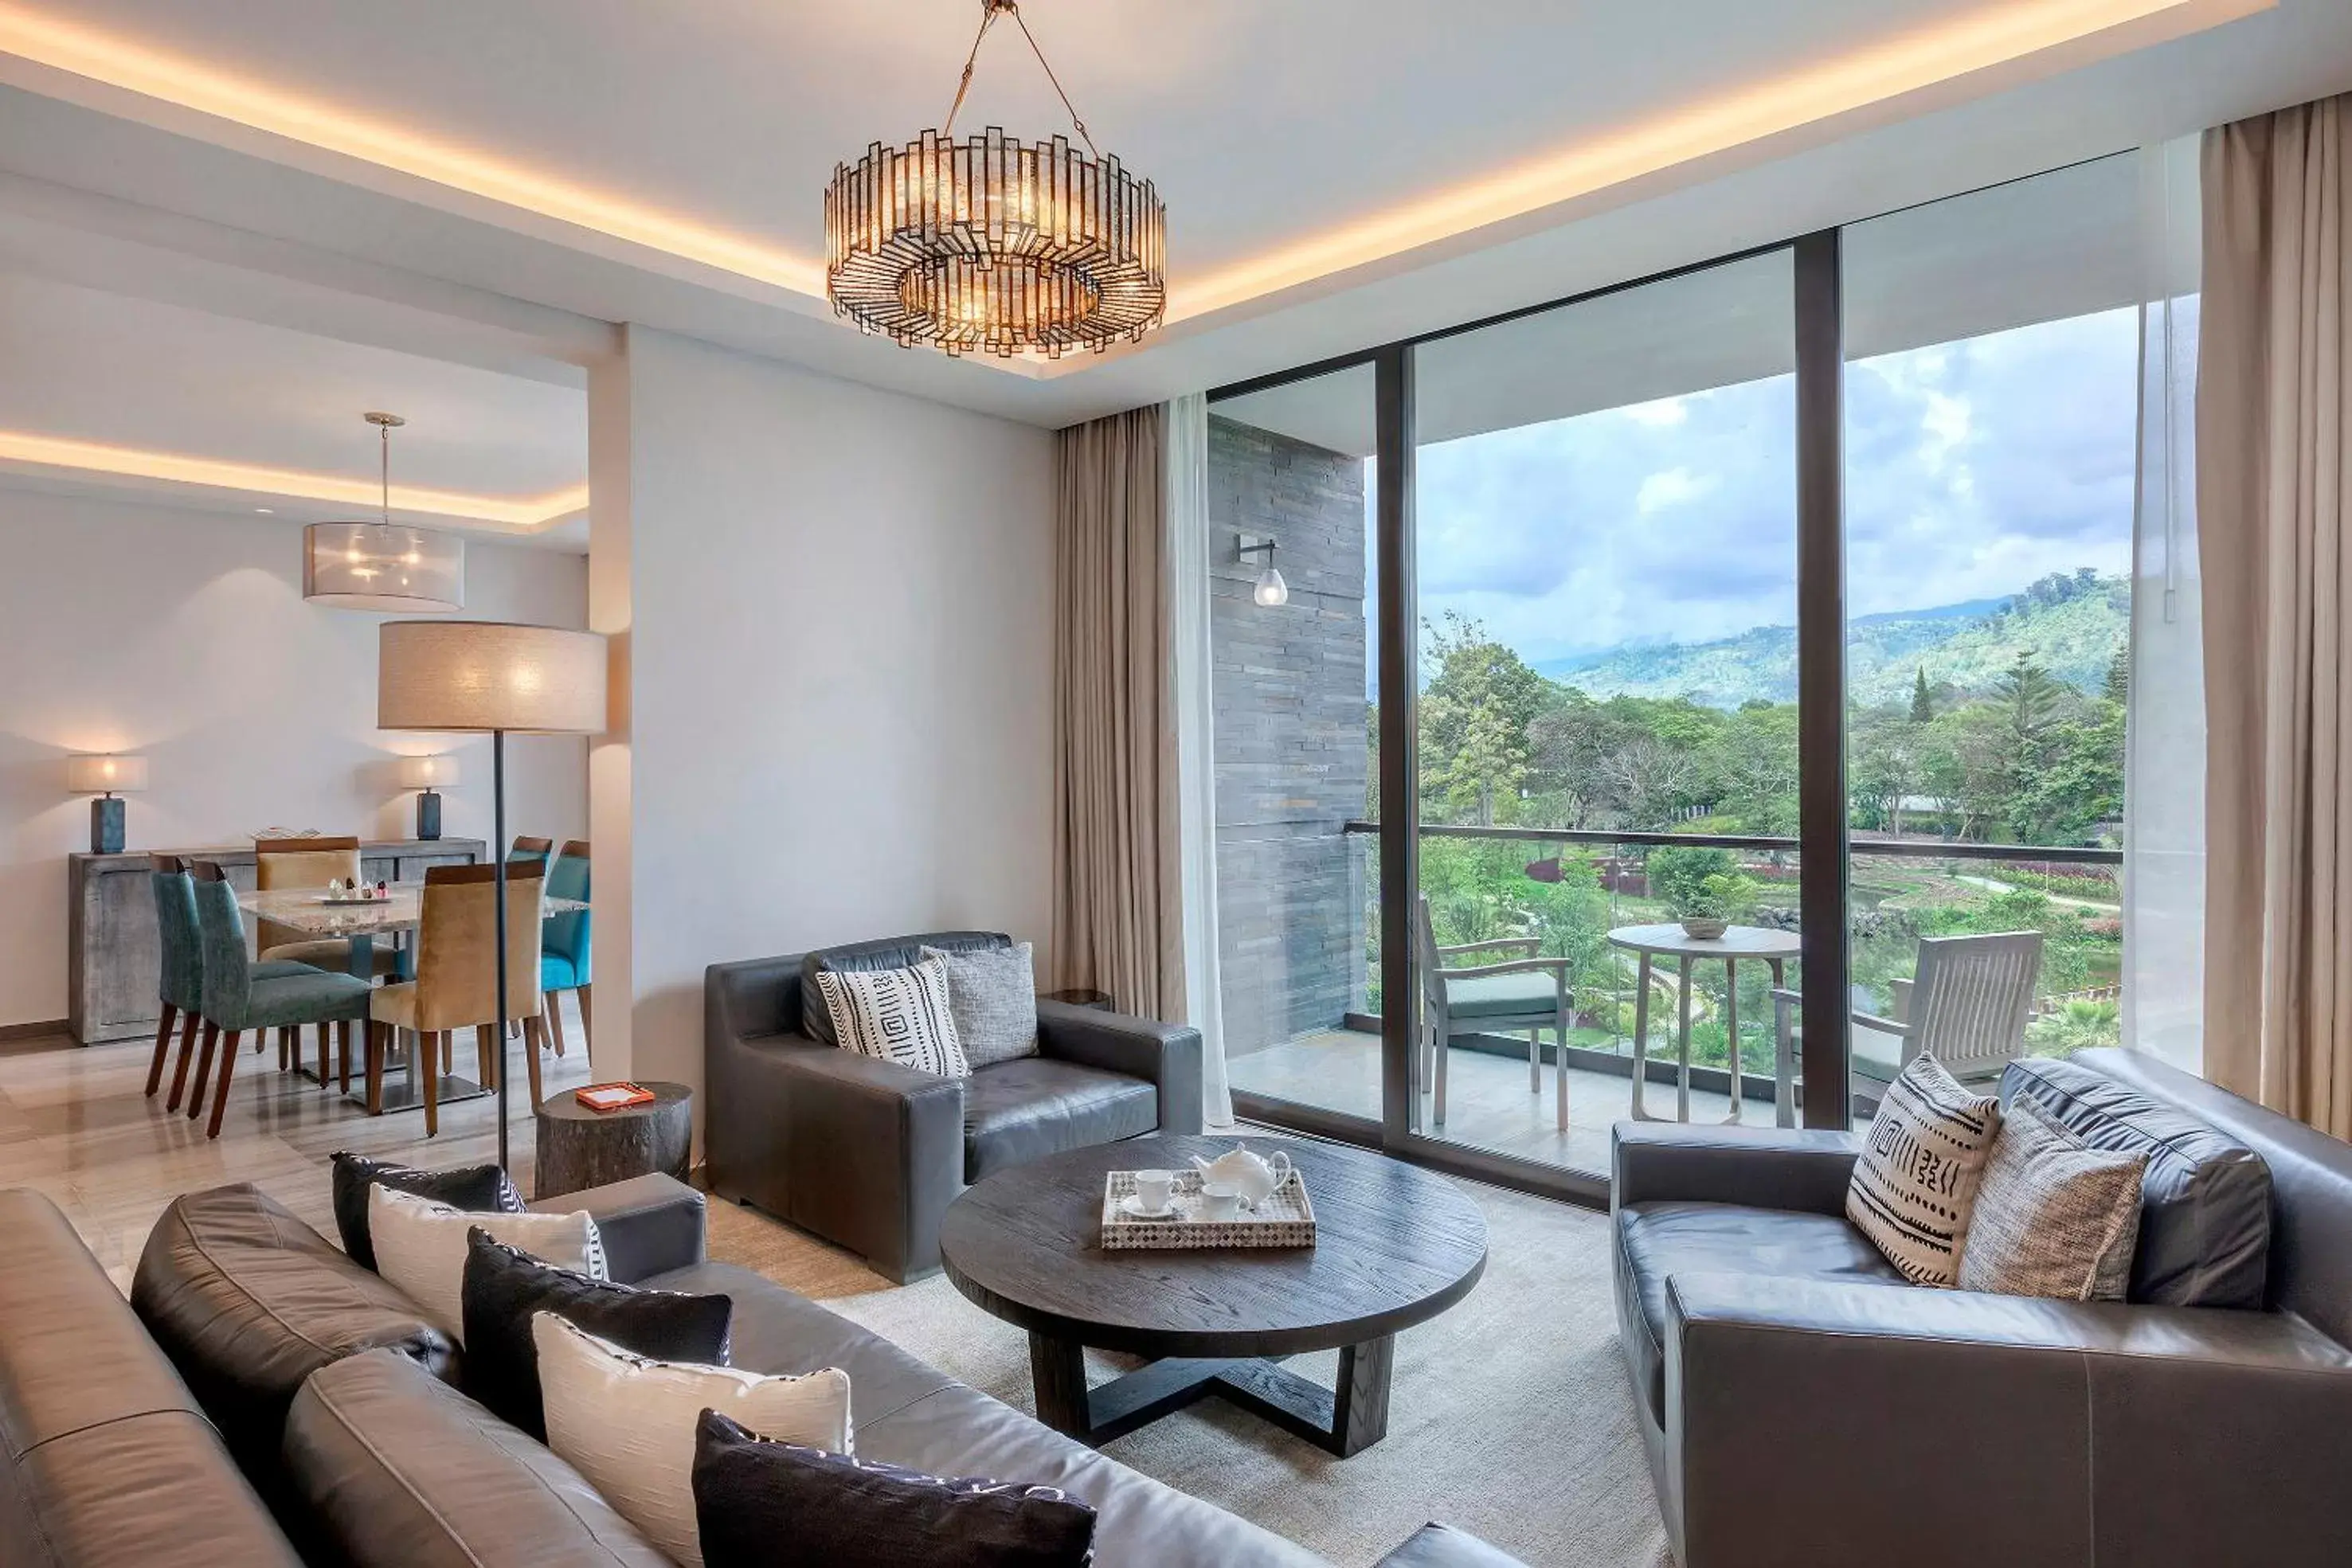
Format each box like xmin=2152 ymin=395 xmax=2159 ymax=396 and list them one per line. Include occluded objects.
xmin=824 ymin=0 xmax=1165 ymax=359
xmin=303 ymin=413 xmax=464 ymax=613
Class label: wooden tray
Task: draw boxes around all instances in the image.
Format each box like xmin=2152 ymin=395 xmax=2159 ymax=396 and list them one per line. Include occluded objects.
xmin=1100 ymin=1169 xmax=1316 ymax=1250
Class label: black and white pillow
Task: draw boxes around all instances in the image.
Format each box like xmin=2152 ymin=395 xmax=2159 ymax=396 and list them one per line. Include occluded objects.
xmin=816 ymin=958 xmax=969 ymax=1078
xmin=691 ymin=1410 xmax=1096 ymax=1568
xmin=330 ymin=1152 xmax=523 ymax=1271
xmin=368 ymin=1185 xmax=606 ymax=1343
xmin=919 ymin=943 xmax=1039 ymax=1067
xmin=1846 ymin=1054 xmax=2002 ymax=1287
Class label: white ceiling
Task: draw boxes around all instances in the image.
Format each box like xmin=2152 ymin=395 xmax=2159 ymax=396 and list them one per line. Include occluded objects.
xmin=0 ymin=0 xmax=2344 ymax=530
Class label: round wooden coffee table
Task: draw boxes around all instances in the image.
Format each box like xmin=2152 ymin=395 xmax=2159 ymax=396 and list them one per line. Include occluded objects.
xmin=938 ymin=1134 xmax=1487 ymax=1457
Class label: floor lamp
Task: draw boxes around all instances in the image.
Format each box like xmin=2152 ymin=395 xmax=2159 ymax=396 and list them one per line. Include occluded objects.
xmin=378 ymin=620 xmax=608 ymax=1172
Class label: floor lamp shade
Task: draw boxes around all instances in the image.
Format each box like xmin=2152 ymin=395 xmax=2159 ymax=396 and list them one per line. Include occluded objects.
xmin=378 ymin=622 xmax=607 ymax=734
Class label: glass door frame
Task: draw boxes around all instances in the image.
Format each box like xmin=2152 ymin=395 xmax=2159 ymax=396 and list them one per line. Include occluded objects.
xmin=1212 ymin=233 xmax=1854 ymax=1209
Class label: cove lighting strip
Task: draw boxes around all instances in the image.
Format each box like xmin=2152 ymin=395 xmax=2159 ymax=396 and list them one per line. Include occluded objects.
xmin=0 ymin=429 xmax=587 ymax=530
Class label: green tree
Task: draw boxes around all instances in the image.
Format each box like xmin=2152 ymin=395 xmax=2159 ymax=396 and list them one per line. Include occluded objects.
xmin=1911 ymin=667 xmax=1935 ymax=723
xmin=2103 ymin=646 xmax=2131 ymax=706
xmin=1418 ymin=613 xmax=1554 ymax=825
xmin=1998 ymin=657 xmax=2066 ymax=745
xmin=1851 ymin=708 xmax=1924 ymax=835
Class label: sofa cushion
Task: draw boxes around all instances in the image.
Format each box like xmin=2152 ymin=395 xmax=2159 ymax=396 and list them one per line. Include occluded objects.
xmin=1615 ymin=1201 xmax=1905 ymax=1421
xmin=800 ymin=932 xmax=1010 ymax=1046
xmin=816 ymin=958 xmax=969 ymax=1078
xmin=963 ymin=1058 xmax=1160 ymax=1183
xmin=284 ymin=1348 xmax=670 ymax=1568
xmin=1958 ymin=1100 xmax=2147 ymax=1302
xmin=331 ymin=1152 xmax=524 ymax=1272
xmin=369 ymin=1185 xmax=607 ymax=1343
xmin=1999 ymin=1056 xmax=2272 ymax=1308
xmin=1444 ymin=971 xmax=1562 ymax=1019
xmin=130 ymin=1183 xmax=455 ymax=1478
xmin=0 ymin=1190 xmax=303 ymax=1568
xmin=922 ymin=941 xmax=1041 ymax=1067
xmin=1845 ymin=1054 xmax=2002 ymax=1286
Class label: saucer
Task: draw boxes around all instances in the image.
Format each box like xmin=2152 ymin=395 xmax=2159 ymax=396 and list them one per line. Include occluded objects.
xmin=1118 ymin=1194 xmax=1177 ymax=1220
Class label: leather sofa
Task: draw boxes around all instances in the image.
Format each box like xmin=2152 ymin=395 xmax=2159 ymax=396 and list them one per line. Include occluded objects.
xmin=1613 ymin=1046 xmax=2352 ymax=1568
xmin=30 ymin=1170 xmax=1518 ymax=1567
xmin=706 ymin=932 xmax=1204 ymax=1281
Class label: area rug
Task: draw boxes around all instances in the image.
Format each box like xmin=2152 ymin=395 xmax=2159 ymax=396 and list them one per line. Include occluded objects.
xmin=703 ymin=1180 xmax=1673 ymax=1568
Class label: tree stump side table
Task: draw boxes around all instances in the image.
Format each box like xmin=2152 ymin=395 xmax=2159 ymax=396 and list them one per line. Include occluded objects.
xmin=533 ymin=1081 xmax=694 ymax=1200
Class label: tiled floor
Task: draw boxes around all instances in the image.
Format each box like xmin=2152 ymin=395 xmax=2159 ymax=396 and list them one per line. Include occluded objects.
xmin=0 ymin=998 xmax=594 ymax=1291
xmin=1231 ymin=1028 xmax=1760 ymax=1175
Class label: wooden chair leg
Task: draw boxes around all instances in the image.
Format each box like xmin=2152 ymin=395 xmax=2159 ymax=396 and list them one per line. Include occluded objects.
xmin=187 ymin=1023 xmax=222 ymax=1118
xmin=206 ymin=1030 xmax=241 ymax=1139
xmin=522 ymin=1015 xmax=547 ymax=1109
xmin=338 ymin=1019 xmax=354 ymax=1094
xmin=422 ymin=1031 xmax=440 ymax=1136
xmin=544 ymin=991 xmax=568 ymax=1058
xmin=577 ymin=984 xmax=593 ymax=1055
xmin=475 ymin=1024 xmax=497 ymax=1087
xmin=144 ymin=1003 xmax=180 ymax=1097
xmin=166 ymin=1012 xmax=203 ymax=1111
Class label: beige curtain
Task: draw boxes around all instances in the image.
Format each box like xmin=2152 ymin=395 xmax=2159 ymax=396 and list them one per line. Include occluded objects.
xmin=1051 ymin=405 xmax=1184 ymax=1019
xmin=2201 ymin=94 xmax=2352 ymax=1137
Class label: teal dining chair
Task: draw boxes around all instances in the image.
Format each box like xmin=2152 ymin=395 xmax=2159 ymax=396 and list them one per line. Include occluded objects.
xmin=539 ymin=839 xmax=591 ymax=1059
xmin=147 ymin=855 xmax=321 ymax=1111
xmin=184 ymin=860 xmax=374 ymax=1139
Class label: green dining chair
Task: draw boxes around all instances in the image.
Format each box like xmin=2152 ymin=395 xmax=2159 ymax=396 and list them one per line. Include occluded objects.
xmin=147 ymin=855 xmax=320 ymax=1112
xmin=184 ymin=860 xmax=374 ymax=1139
xmin=538 ymin=839 xmax=591 ymax=1059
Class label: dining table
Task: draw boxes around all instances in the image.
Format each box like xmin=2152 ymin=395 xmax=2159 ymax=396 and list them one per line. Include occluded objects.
xmin=237 ymin=882 xmax=588 ymax=1114
xmin=1606 ymin=921 xmax=1800 ymax=1124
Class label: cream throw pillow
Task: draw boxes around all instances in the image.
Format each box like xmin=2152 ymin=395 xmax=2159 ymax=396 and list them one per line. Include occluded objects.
xmin=534 ymin=1313 xmax=851 ymax=1568
xmin=815 ymin=956 xmax=969 ymax=1078
xmin=1846 ymin=1054 xmax=2002 ymax=1287
xmin=367 ymin=1184 xmax=605 ymax=1343
xmin=1959 ymin=1100 xmax=2147 ymax=1301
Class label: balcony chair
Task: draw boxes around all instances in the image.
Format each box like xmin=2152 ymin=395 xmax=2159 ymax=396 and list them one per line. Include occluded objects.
xmin=1416 ymin=894 xmax=1571 ymax=1132
xmin=184 ymin=861 xmax=374 ymax=1139
xmin=368 ymin=862 xmax=548 ymax=1136
xmin=1768 ymin=929 xmax=2041 ymax=1126
xmin=145 ymin=854 xmax=320 ymax=1108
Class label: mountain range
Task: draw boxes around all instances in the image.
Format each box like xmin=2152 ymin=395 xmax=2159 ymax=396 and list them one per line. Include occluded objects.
xmin=1533 ymin=573 xmax=2128 ymax=709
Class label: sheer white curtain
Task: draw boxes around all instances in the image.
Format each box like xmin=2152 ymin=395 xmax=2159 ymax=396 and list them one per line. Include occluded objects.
xmin=2123 ymin=135 xmax=2207 ymax=1075
xmin=1166 ymin=392 xmax=1234 ymax=1124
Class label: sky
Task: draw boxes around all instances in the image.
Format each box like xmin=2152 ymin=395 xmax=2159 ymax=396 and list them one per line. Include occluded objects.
xmin=1403 ymin=305 xmax=2144 ymax=667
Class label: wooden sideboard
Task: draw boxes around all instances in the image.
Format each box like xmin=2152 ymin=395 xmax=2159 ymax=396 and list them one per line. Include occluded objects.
xmin=66 ymin=838 xmax=485 ymax=1045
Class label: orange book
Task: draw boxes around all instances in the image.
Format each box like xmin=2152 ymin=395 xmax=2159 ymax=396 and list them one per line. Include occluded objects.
xmin=576 ymin=1082 xmax=655 ymax=1112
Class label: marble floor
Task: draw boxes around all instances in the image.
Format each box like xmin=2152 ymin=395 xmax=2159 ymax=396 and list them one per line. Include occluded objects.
xmin=0 ymin=996 xmax=594 ymax=1292
xmin=1231 ymin=1028 xmax=1756 ymax=1176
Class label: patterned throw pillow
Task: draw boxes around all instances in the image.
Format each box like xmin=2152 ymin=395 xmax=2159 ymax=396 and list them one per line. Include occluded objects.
xmin=816 ymin=958 xmax=969 ymax=1078
xmin=919 ymin=942 xmax=1039 ymax=1067
xmin=1847 ymin=1054 xmax=2002 ymax=1287
xmin=1959 ymin=1101 xmax=2147 ymax=1301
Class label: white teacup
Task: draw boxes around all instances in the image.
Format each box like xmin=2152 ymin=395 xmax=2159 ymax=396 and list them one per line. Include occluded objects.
xmin=1198 ymin=1181 xmax=1244 ymax=1221
xmin=1133 ymin=1169 xmax=1177 ymax=1214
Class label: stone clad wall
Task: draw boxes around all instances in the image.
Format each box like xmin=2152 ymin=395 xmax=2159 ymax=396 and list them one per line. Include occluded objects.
xmin=1207 ymin=414 xmax=1370 ymax=1057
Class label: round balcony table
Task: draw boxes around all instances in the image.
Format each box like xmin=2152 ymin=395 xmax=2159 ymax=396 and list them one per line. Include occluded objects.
xmin=1606 ymin=922 xmax=1799 ymax=1124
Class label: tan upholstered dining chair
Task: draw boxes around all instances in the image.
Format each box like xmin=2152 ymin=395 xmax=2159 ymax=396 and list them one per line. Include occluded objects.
xmin=366 ymin=862 xmax=548 ymax=1136
xmin=253 ymin=835 xmax=400 ymax=1081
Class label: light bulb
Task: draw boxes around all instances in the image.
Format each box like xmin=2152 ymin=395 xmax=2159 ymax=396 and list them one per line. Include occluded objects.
xmin=1254 ymin=565 xmax=1289 ymax=608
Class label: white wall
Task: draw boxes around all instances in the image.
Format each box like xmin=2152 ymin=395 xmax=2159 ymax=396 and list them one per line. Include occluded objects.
xmin=0 ymin=489 xmax=589 ymax=1027
xmin=593 ymin=327 xmax=1055 ymax=1099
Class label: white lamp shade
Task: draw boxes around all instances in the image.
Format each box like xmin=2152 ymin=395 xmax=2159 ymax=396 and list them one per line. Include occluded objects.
xmin=67 ymin=754 xmax=148 ymax=792
xmin=397 ymin=754 xmax=460 ymax=789
xmin=306 ymin=522 xmax=465 ymax=612
xmin=379 ymin=621 xmax=609 ymax=734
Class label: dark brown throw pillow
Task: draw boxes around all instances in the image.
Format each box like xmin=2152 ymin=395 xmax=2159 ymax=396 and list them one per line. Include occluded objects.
xmin=331 ymin=1153 xmax=522 ymax=1272
xmin=460 ymin=1230 xmax=733 ymax=1440
xmin=692 ymin=1409 xmax=1097 ymax=1567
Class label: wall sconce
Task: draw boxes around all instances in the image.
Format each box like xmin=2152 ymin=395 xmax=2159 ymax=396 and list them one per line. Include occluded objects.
xmin=67 ymin=753 xmax=149 ymax=854
xmin=396 ymin=753 xmax=460 ymax=841
xmin=1237 ymin=534 xmax=1289 ymax=608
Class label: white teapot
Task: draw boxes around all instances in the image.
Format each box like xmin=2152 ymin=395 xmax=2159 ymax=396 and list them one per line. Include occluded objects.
xmin=1188 ymin=1145 xmax=1294 ymax=1209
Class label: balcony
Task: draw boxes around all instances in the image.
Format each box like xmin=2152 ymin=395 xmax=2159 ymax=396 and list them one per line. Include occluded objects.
xmin=1223 ymin=823 xmax=2123 ymax=1172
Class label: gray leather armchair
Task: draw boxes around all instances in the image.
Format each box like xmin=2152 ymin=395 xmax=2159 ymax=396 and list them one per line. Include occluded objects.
xmin=1613 ymin=1048 xmax=2352 ymax=1567
xmin=706 ymin=933 xmax=1203 ymax=1282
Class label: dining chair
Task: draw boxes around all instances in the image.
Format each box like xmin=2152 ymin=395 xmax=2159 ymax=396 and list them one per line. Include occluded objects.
xmin=368 ymin=862 xmax=547 ymax=1136
xmin=254 ymin=834 xmax=400 ymax=1077
xmin=147 ymin=856 xmax=323 ymax=1109
xmin=509 ymin=835 xmax=554 ymax=866
xmin=1415 ymin=894 xmax=1572 ymax=1132
xmin=1769 ymin=929 xmax=2044 ymax=1125
xmin=538 ymin=839 xmax=591 ymax=1059
xmin=184 ymin=861 xmax=374 ymax=1139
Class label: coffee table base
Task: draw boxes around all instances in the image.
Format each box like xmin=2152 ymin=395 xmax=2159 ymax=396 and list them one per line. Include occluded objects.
xmin=1028 ymin=1331 xmax=1395 ymax=1457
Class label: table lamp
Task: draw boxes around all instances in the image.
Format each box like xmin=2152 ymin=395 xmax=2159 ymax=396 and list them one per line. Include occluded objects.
xmin=396 ymin=754 xmax=460 ymax=841
xmin=378 ymin=621 xmax=607 ymax=1170
xmin=67 ymin=754 xmax=149 ymax=853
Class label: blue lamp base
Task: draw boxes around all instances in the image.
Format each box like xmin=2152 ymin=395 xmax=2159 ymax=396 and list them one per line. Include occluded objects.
xmin=90 ymin=796 xmax=124 ymax=854
xmin=416 ymin=789 xmax=442 ymax=841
